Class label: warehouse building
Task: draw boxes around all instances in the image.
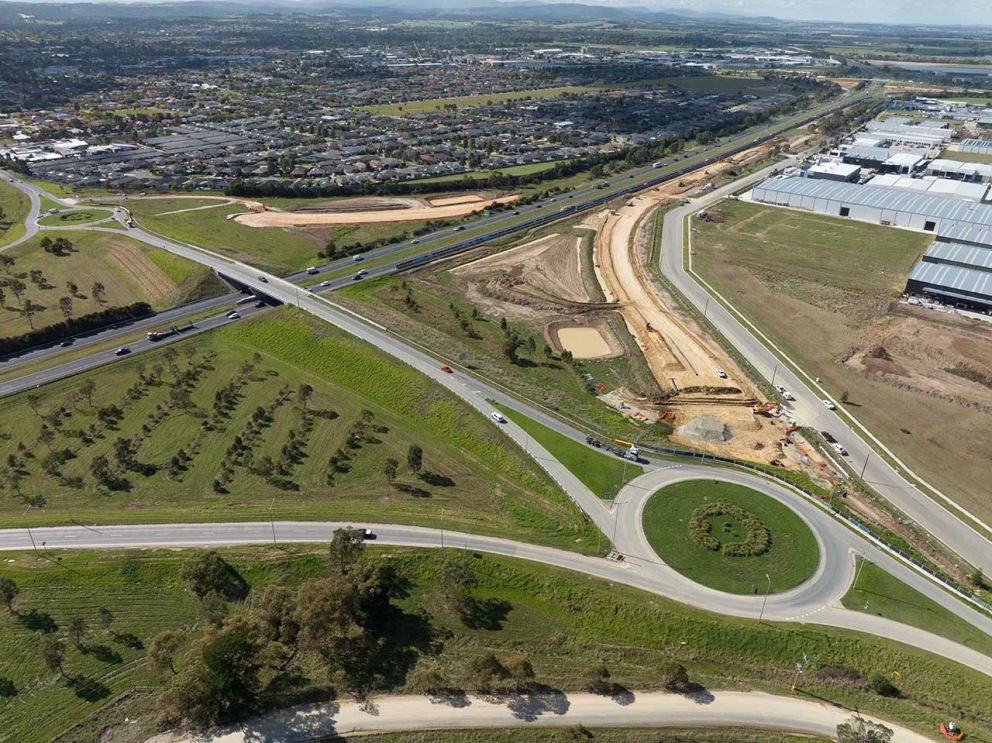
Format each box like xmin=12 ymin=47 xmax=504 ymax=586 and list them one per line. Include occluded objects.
xmin=864 ymin=174 xmax=989 ymax=202
xmin=836 ymin=145 xmax=924 ymax=173
xmin=959 ymin=139 xmax=992 ymax=155
xmin=906 ymin=238 xmax=992 ymax=310
xmin=807 ymin=160 xmax=861 ymax=182
xmin=865 ymin=120 xmax=954 ymax=146
xmin=751 ymin=176 xmax=992 ymax=235
xmin=926 ymin=158 xmax=992 ymax=184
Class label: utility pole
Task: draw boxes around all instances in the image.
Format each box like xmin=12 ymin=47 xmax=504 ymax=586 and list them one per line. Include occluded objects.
xmin=791 ymin=651 xmax=809 ymax=692
xmin=771 ymin=363 xmax=780 ymax=387
xmin=703 ymin=296 xmax=710 ymax=319
xmin=269 ymin=498 xmax=277 ymax=547
xmin=611 ymin=500 xmax=622 ymax=548
xmin=440 ymin=507 xmax=445 ymax=550
xmin=860 ymin=452 xmax=871 ymax=479
xmin=758 ymin=573 xmax=771 ymax=623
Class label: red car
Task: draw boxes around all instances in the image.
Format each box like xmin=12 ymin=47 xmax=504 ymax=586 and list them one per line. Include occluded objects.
xmin=440 ymin=365 xmax=453 ymax=373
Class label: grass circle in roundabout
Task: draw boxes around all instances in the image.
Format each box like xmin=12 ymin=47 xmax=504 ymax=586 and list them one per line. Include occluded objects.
xmin=641 ymin=479 xmax=819 ymax=595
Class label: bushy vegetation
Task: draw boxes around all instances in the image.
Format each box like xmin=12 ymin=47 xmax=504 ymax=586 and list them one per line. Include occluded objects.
xmin=688 ymin=502 xmax=771 ymax=557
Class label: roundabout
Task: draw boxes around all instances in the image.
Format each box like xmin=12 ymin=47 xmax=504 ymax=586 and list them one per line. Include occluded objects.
xmin=641 ymin=480 xmax=819 ymax=594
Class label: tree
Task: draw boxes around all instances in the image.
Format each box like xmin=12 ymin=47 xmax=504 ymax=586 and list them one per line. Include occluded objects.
xmin=867 ymin=673 xmax=899 ymax=698
xmin=659 ymin=661 xmax=690 ymax=693
xmin=583 ymin=664 xmax=612 ymax=694
xmin=66 ymin=280 xmax=79 ymax=297
xmin=21 ymin=299 xmax=35 ymax=329
xmin=8 ymin=278 xmax=25 ymax=301
xmin=58 ymin=295 xmax=73 ymax=320
xmin=837 ymin=716 xmax=894 ymax=743
xmin=382 ymin=457 xmax=398 ymax=481
xmin=328 ymin=527 xmax=365 ymax=576
xmin=505 ymin=653 xmax=535 ymax=685
xmin=468 ymin=652 xmax=509 ymax=691
xmin=67 ymin=615 xmax=88 ymax=648
xmin=293 ymin=576 xmax=363 ymax=664
xmin=0 ymin=576 xmax=17 ymax=613
xmin=502 ymin=334 xmax=521 ymax=364
xmin=297 ymin=383 xmax=313 ymax=409
xmin=80 ymin=379 xmax=96 ymax=407
xmin=98 ymin=606 xmax=114 ymax=634
xmin=180 ymin=551 xmax=245 ymax=600
xmin=257 ymin=585 xmax=299 ymax=645
xmin=0 ymin=255 xmax=13 ymax=274
xmin=406 ymin=444 xmax=423 ymax=474
xmin=41 ymin=636 xmax=66 ymax=677
xmin=91 ymin=281 xmax=106 ymax=303
xmin=840 ymin=390 xmax=850 ymax=404
xmin=0 ymin=676 xmax=15 ymax=698
xmin=439 ymin=557 xmax=476 ymax=616
xmin=147 ymin=630 xmax=184 ymax=675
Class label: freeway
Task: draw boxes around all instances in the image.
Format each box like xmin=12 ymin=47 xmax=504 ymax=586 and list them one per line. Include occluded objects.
xmin=0 ymin=83 xmax=876 ymax=373
xmin=149 ymin=691 xmax=932 ymax=743
xmin=657 ymin=166 xmax=992 ymax=576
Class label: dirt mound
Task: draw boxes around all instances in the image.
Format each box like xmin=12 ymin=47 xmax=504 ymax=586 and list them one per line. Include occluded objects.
xmin=676 ymin=415 xmax=733 ymax=444
xmin=866 ymin=345 xmax=893 ymax=361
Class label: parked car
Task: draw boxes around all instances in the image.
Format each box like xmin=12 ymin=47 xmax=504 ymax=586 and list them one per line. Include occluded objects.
xmin=715 ymin=368 xmax=727 ymax=379
xmin=822 ymin=399 xmax=837 ymax=410
xmin=782 ymin=390 xmax=795 ymax=401
xmin=820 ymin=430 xmax=836 ymax=443
xmin=831 ymin=442 xmax=848 ymax=456
xmin=774 ymin=385 xmax=785 ymax=394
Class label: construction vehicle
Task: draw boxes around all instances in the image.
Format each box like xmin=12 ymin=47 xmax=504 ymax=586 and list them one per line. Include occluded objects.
xmin=940 ymin=721 xmax=964 ymax=741
xmin=645 ymin=322 xmax=654 ymax=332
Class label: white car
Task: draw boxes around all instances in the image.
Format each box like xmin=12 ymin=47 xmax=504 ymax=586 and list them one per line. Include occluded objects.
xmin=226 ymin=311 xmax=240 ymax=319
xmin=715 ymin=368 xmax=727 ymax=379
xmin=775 ymin=385 xmax=785 ymax=394
xmin=782 ymin=390 xmax=795 ymax=401
xmin=490 ymin=411 xmax=506 ymax=424
xmin=320 ymin=280 xmax=332 ymax=287
xmin=831 ymin=442 xmax=848 ymax=456
xmin=822 ymin=399 xmax=837 ymax=410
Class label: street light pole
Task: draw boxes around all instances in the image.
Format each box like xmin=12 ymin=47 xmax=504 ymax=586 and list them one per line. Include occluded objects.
xmin=758 ymin=573 xmax=771 ymax=623
xmin=860 ymin=452 xmax=871 ymax=480
xmin=771 ymin=363 xmax=780 ymax=387
xmin=440 ymin=507 xmax=445 ymax=550
xmin=611 ymin=500 xmax=621 ymax=548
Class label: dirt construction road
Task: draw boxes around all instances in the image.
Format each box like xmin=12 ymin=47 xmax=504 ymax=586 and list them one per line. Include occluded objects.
xmin=232 ymin=194 xmax=520 ymax=227
xmin=151 ymin=691 xmax=931 ymax=743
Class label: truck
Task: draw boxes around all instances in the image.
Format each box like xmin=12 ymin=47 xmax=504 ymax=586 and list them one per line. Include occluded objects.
xmin=147 ymin=324 xmax=180 ymax=342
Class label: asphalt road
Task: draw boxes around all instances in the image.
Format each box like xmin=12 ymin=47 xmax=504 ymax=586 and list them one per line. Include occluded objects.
xmin=148 ymin=691 xmax=932 ymax=743
xmin=658 ymin=168 xmax=992 ymax=575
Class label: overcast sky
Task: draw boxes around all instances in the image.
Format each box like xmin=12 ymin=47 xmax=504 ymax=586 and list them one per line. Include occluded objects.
xmin=614 ymin=0 xmax=989 ymax=25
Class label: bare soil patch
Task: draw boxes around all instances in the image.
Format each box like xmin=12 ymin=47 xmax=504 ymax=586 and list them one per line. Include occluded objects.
xmin=233 ymin=194 xmax=519 ymax=227
xmin=428 ymin=194 xmax=487 ymax=207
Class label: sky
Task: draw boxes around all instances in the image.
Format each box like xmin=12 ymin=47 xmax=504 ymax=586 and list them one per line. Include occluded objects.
xmin=599 ymin=0 xmax=990 ymax=26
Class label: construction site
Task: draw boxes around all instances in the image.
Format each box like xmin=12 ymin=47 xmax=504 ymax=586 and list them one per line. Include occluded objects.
xmin=448 ymin=133 xmax=835 ymax=486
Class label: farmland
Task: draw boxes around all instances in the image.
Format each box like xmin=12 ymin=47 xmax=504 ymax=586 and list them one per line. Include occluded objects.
xmin=0 ymin=230 xmax=223 ymax=340
xmin=1 ymin=546 xmax=990 ymax=743
xmin=0 ymin=309 xmax=599 ymax=551
xmin=641 ymin=480 xmax=819 ymax=594
xmin=692 ymin=200 xmax=992 ymax=524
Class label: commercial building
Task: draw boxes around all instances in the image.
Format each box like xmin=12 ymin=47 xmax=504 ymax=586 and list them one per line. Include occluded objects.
xmin=751 ymin=176 xmax=992 ymax=234
xmin=864 ymin=174 xmax=989 ymax=202
xmin=807 ymin=160 xmax=861 ymax=182
xmin=926 ymin=158 xmax=992 ymax=184
xmin=906 ymin=234 xmax=992 ymax=309
xmin=959 ymin=139 xmax=992 ymax=155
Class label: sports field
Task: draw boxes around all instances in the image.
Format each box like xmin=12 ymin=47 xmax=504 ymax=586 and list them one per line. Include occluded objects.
xmin=641 ymin=480 xmax=819 ymax=594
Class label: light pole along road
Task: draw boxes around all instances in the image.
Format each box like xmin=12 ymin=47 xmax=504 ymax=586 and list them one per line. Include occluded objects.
xmin=658 ymin=163 xmax=992 ymax=576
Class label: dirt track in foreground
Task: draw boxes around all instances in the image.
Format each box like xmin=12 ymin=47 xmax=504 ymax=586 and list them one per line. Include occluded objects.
xmin=232 ymin=194 xmax=520 ymax=227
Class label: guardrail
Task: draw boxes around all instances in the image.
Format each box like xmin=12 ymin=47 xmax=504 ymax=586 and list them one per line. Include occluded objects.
xmin=639 ymin=442 xmax=992 ymax=615
xmin=394 ymin=93 xmax=871 ymax=272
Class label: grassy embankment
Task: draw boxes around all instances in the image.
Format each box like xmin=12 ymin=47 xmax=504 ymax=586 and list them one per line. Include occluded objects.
xmin=641 ymin=480 xmax=820 ymax=594
xmin=0 ymin=310 xmax=599 ymax=552
xmin=0 ymin=230 xmax=223 ymax=339
xmin=336 ymin=229 xmax=673 ymax=449
xmin=842 ymin=560 xmax=992 ymax=657
xmin=494 ymin=403 xmax=642 ymax=499
xmin=690 ymin=200 xmax=992 ymax=524
xmin=0 ymin=179 xmax=31 ymax=246
xmin=1 ymin=547 xmax=990 ymax=743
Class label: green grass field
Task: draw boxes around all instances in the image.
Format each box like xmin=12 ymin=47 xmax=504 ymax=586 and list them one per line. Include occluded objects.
xmin=37 ymin=209 xmax=114 ymax=228
xmin=362 ymin=86 xmax=599 ymax=116
xmin=0 ymin=180 xmax=31 ymax=247
xmin=641 ymin=481 xmax=819 ymax=594
xmin=124 ymin=197 xmax=437 ymax=275
xmin=0 ymin=310 xmax=599 ymax=552
xmin=494 ymin=403 xmax=642 ymax=498
xmin=0 ymin=230 xmax=223 ymax=339
xmin=842 ymin=560 xmax=992 ymax=657
xmin=336 ymin=258 xmax=672 ymax=449
xmin=941 ymin=149 xmax=992 ymax=165
xmin=1 ymin=547 xmax=990 ymax=743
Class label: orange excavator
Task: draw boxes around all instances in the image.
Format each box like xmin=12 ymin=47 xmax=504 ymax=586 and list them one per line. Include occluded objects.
xmin=940 ymin=721 xmax=965 ymax=741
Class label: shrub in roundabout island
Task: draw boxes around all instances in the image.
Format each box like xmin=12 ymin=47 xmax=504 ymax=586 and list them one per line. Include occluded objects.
xmin=688 ymin=501 xmax=771 ymax=557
